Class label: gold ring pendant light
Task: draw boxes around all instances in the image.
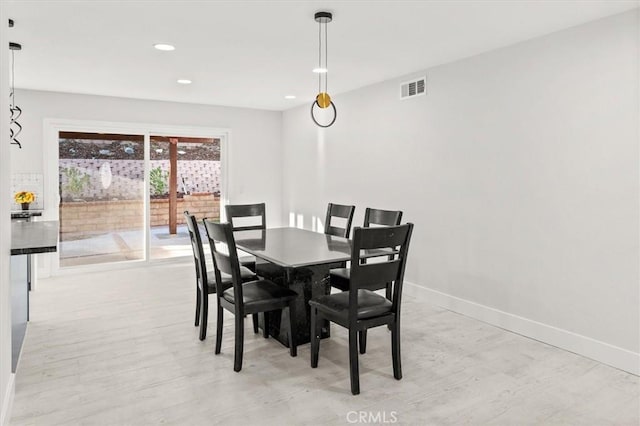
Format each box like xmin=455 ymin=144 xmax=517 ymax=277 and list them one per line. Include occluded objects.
xmin=311 ymin=11 xmax=337 ymax=128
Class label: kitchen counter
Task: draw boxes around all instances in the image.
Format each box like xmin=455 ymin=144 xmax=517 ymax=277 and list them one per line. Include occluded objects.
xmin=10 ymin=220 xmax=58 ymax=372
xmin=11 ymin=220 xmax=58 ymax=255
xmin=11 ymin=210 xmax=43 ymax=220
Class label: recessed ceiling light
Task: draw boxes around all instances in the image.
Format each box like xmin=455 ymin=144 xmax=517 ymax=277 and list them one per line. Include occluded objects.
xmin=177 ymin=79 xmax=192 ymax=85
xmin=312 ymin=67 xmax=328 ymax=73
xmin=284 ymin=95 xmax=296 ymax=100
xmin=154 ymin=43 xmax=175 ymax=51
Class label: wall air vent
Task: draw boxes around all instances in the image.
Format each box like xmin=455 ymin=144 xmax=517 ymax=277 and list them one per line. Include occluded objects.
xmin=400 ymin=76 xmax=426 ymax=100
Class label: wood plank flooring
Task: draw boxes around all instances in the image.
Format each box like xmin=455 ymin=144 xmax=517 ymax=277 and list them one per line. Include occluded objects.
xmin=9 ymin=262 xmax=639 ymax=425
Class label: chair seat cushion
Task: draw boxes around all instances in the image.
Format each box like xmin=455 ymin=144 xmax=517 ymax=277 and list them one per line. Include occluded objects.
xmin=205 ymin=266 xmax=257 ymax=292
xmin=309 ymin=289 xmax=392 ymax=320
xmin=222 ymin=280 xmax=298 ymax=308
xmin=239 ymin=255 xmax=256 ymax=272
xmin=221 ymin=265 xmax=257 ymax=283
xmin=329 ymin=267 xmax=351 ymax=291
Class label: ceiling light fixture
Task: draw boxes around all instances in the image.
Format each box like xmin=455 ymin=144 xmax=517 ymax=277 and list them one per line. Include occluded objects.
xmin=154 ymin=43 xmax=175 ymax=51
xmin=177 ymin=79 xmax=192 ymax=85
xmin=284 ymin=95 xmax=296 ymax=100
xmin=9 ymin=18 xmax=22 ymax=148
xmin=311 ymin=11 xmax=336 ymax=128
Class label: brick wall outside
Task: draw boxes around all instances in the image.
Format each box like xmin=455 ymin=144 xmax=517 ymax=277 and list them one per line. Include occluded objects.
xmin=59 ymin=195 xmax=219 ymax=240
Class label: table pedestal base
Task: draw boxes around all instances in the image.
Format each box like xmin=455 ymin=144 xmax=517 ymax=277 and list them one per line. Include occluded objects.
xmin=255 ymin=259 xmax=344 ymax=347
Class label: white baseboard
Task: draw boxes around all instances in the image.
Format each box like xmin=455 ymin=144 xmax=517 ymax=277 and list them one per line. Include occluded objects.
xmin=404 ymin=282 xmax=640 ymax=376
xmin=0 ymin=373 xmax=15 ymax=426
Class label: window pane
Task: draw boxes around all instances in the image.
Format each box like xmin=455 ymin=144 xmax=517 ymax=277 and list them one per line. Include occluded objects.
xmin=149 ymin=136 xmax=221 ymax=260
xmin=58 ymin=132 xmax=145 ymax=267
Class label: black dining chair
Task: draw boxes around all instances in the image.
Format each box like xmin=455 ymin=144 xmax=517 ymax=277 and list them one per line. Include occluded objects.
xmin=324 ymin=203 xmax=356 ymax=238
xmin=329 ymin=208 xmax=404 ymax=353
xmin=225 ymin=203 xmax=266 ymax=272
xmin=203 ymin=219 xmax=299 ymax=372
xmin=329 ymin=208 xmax=403 ymax=293
xmin=184 ymin=212 xmax=259 ymax=341
xmin=309 ymin=223 xmax=414 ymax=395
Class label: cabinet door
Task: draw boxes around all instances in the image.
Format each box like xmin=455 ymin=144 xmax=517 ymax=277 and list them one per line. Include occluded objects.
xmin=11 ymin=254 xmax=28 ymax=372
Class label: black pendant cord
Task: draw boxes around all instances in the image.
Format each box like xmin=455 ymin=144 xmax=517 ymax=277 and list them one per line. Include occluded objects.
xmin=318 ymin=19 xmax=321 ymax=94
xmin=317 ymin=18 xmax=328 ymax=94
xmin=324 ymin=19 xmax=328 ymax=94
xmin=10 ymin=49 xmax=16 ymax=108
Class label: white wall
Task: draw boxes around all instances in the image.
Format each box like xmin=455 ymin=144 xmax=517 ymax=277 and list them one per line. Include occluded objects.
xmin=282 ymin=10 xmax=639 ymax=373
xmin=12 ymin=90 xmax=284 ymax=227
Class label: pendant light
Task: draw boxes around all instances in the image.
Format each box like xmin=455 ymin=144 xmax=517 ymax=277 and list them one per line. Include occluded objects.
xmin=9 ymin=18 xmax=22 ymax=148
xmin=311 ymin=11 xmax=337 ymax=128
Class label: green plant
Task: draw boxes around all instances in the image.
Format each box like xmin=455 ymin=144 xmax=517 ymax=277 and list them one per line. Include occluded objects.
xmin=62 ymin=166 xmax=91 ymax=198
xmin=150 ymin=166 xmax=169 ymax=196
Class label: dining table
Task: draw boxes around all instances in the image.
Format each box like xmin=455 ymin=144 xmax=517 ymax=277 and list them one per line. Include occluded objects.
xmin=234 ymin=227 xmax=352 ymax=347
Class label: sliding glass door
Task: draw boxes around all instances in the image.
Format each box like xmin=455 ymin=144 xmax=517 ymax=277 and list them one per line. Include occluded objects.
xmin=57 ymin=131 xmax=222 ymax=268
xmin=58 ymin=132 xmax=146 ymax=267
xmin=148 ymin=135 xmax=221 ymax=260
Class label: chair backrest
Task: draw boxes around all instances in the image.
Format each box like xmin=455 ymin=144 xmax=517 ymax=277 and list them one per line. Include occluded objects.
xmin=349 ymin=224 xmax=414 ymax=321
xmin=324 ymin=203 xmax=356 ymax=238
xmin=364 ymin=208 xmax=403 ymax=227
xmin=361 ymin=208 xmax=403 ymax=265
xmin=203 ymin=219 xmax=244 ymax=309
xmin=225 ymin=203 xmax=266 ymax=231
xmin=184 ymin=211 xmax=208 ymax=289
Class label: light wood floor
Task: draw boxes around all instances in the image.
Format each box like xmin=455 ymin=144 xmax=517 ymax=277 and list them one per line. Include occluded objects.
xmin=10 ymin=262 xmax=639 ymax=425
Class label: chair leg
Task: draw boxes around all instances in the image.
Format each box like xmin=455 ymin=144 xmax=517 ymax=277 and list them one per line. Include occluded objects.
xmin=195 ymin=287 xmax=201 ymax=326
xmin=199 ymin=292 xmax=208 ymax=341
xmin=386 ymin=283 xmax=392 ymax=331
xmin=349 ymin=329 xmax=360 ymax=395
xmin=252 ymin=313 xmax=259 ymax=334
xmin=262 ymin=312 xmax=269 ymax=338
xmin=215 ymin=298 xmax=223 ymax=354
xmin=288 ymin=305 xmax=297 ymax=357
xmin=391 ymin=320 xmax=402 ymax=380
xmin=358 ymin=330 xmax=367 ymax=354
xmin=234 ymin=314 xmax=244 ymax=372
xmin=310 ymin=307 xmax=320 ymax=368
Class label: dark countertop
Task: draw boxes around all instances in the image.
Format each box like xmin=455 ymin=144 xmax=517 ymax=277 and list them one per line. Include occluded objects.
xmin=11 ymin=221 xmax=59 ymax=255
xmin=11 ymin=210 xmax=43 ymax=220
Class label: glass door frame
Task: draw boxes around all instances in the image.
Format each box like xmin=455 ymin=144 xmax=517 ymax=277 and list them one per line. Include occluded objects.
xmin=42 ymin=118 xmax=230 ymax=276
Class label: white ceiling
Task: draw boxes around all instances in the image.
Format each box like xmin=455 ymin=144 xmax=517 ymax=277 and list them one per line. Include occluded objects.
xmin=6 ymin=0 xmax=637 ymax=111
